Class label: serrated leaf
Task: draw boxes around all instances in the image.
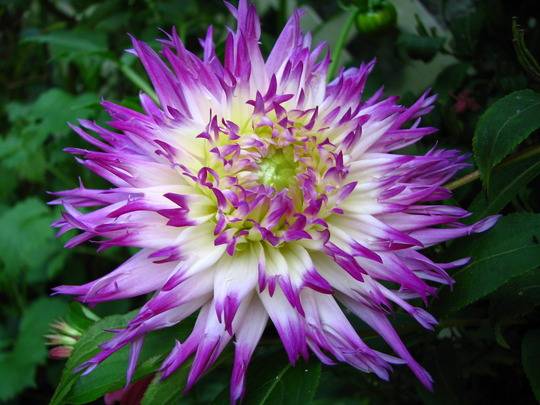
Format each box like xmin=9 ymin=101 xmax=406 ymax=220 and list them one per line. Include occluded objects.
xmin=522 ymin=329 xmax=540 ymax=401
xmin=434 ymin=213 xmax=540 ymax=314
xmin=468 ymin=155 xmax=540 ymax=221
xmin=0 ymin=198 xmax=60 ymax=280
xmin=32 ymin=89 xmax=96 ymax=137
xmin=5 ymin=88 xmax=97 ymax=138
xmin=0 ymin=129 xmax=48 ymax=182
xmin=51 ymin=312 xmax=195 ymax=405
xmin=472 ymin=89 xmax=540 ymax=187
xmin=1 ymin=89 xmax=97 ymax=182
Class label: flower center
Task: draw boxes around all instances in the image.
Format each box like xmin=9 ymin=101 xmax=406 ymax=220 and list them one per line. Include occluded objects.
xmin=258 ymin=148 xmax=297 ymax=190
xmin=185 ymin=103 xmax=354 ymax=254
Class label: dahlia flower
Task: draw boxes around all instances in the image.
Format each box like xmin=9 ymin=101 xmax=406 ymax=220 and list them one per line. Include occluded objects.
xmin=51 ymin=1 xmax=498 ymax=401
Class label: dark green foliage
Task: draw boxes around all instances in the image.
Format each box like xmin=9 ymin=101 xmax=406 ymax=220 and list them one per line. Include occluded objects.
xmin=50 ymin=312 xmax=195 ymax=404
xmin=1 ymin=0 xmax=539 ymax=404
xmin=473 ymin=89 xmax=540 ymax=187
xmin=241 ymin=354 xmax=321 ymax=404
xmin=434 ymin=214 xmax=540 ymax=313
xmin=0 ymin=298 xmax=68 ymax=401
xmin=522 ymin=329 xmax=540 ymax=400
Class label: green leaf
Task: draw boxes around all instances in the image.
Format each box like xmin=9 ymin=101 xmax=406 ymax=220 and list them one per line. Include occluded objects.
xmin=23 ymin=30 xmax=107 ymax=54
xmin=119 ymin=63 xmax=158 ymax=104
xmin=242 ymin=352 xmax=321 ymax=405
xmin=434 ymin=213 xmax=540 ymax=314
xmin=0 ymin=129 xmax=48 ymax=182
xmin=50 ymin=314 xmax=122 ymax=405
xmin=472 ymin=89 xmax=540 ymax=187
xmin=468 ymin=155 xmax=540 ymax=221
xmin=51 ymin=312 xmax=133 ymax=405
xmin=15 ymin=298 xmax=69 ymax=362
xmin=491 ymin=272 xmax=540 ymax=348
xmin=65 ymin=303 xmax=101 ymax=333
xmin=51 ymin=312 xmax=195 ymax=405
xmin=141 ymin=366 xmax=190 ymax=405
xmin=489 ymin=269 xmax=540 ymax=322
xmin=1 ymin=88 xmax=97 ymax=183
xmin=0 ymin=298 xmax=68 ymax=401
xmin=522 ymin=329 xmax=540 ymax=401
xmin=143 ymin=347 xmax=232 ymax=404
xmin=0 ymin=355 xmax=36 ymax=402
xmin=0 ymin=168 xmax=18 ymax=200
xmin=5 ymin=88 xmax=97 ymax=138
xmin=0 ymin=198 xmax=60 ymax=281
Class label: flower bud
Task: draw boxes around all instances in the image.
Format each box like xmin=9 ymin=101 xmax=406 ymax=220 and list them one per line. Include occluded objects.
xmin=355 ymin=0 xmax=397 ymax=35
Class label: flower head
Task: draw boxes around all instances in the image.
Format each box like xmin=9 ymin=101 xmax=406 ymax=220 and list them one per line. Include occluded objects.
xmin=51 ymin=1 xmax=498 ymax=402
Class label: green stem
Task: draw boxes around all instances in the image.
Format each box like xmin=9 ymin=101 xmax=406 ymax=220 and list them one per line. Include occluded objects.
xmin=119 ymin=63 xmax=159 ymax=104
xmin=445 ymin=170 xmax=480 ymax=191
xmin=508 ymin=143 xmax=540 ymax=163
xmin=445 ymin=143 xmax=540 ymax=190
xmin=328 ymin=11 xmax=357 ymax=80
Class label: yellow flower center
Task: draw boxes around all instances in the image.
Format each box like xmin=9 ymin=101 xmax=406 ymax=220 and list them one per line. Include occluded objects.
xmin=258 ymin=147 xmax=297 ymax=190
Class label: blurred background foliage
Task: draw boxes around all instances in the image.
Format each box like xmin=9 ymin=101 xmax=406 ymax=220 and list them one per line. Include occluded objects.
xmin=1 ymin=0 xmax=540 ymax=403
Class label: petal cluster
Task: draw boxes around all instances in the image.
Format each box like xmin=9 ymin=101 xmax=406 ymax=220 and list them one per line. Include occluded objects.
xmin=51 ymin=1 xmax=498 ymax=402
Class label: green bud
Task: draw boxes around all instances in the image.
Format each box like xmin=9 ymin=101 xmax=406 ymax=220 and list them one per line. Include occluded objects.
xmin=355 ymin=1 xmax=397 ymax=35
